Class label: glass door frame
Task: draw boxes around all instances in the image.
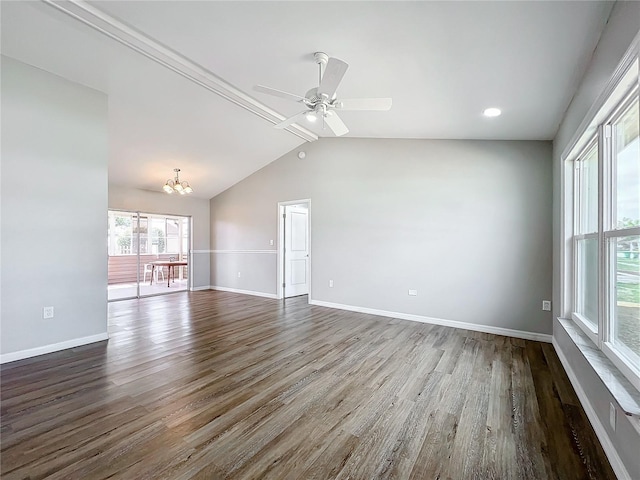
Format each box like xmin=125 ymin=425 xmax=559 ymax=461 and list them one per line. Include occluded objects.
xmin=108 ymin=208 xmax=192 ymax=301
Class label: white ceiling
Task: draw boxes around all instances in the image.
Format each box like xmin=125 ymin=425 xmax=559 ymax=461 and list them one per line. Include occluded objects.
xmin=1 ymin=1 xmax=613 ymax=199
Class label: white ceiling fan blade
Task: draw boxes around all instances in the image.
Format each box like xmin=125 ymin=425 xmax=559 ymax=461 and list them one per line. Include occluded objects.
xmin=335 ymin=98 xmax=392 ymax=111
xmin=254 ymin=85 xmax=306 ymax=102
xmin=317 ymin=57 xmax=349 ymax=99
xmin=323 ymin=111 xmax=349 ymax=137
xmin=274 ymin=111 xmax=308 ymax=129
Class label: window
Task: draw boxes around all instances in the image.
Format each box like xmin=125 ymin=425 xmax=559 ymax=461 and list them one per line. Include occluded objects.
xmin=569 ymin=80 xmax=640 ymax=389
xmin=573 ymin=142 xmax=599 ymax=333
xmin=108 ymin=212 xmax=136 ymax=255
xmin=605 ymin=95 xmax=640 ymax=376
xmin=108 ymin=212 xmax=189 ymax=257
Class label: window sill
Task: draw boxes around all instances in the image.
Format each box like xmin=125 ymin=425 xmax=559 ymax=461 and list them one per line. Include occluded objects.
xmin=558 ymin=318 xmax=640 ymax=417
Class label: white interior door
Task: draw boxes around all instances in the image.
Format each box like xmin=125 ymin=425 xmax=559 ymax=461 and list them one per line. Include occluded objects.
xmin=284 ymin=205 xmax=309 ymax=297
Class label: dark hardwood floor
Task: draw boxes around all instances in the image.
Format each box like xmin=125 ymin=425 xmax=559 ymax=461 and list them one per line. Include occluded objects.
xmin=1 ymin=291 xmax=615 ymax=479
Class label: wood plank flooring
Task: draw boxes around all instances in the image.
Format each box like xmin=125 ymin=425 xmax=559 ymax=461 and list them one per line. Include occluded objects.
xmin=1 ymin=291 xmax=616 ymax=479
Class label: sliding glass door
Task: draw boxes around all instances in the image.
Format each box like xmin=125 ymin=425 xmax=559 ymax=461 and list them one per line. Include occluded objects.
xmin=138 ymin=214 xmax=190 ymax=296
xmin=107 ymin=210 xmax=191 ymax=301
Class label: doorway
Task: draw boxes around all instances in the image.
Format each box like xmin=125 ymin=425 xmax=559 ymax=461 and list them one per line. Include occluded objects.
xmin=107 ymin=210 xmax=191 ymax=301
xmin=278 ymin=200 xmax=310 ymax=299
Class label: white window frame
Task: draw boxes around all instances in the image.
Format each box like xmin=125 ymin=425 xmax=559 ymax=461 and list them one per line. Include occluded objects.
xmin=571 ymin=137 xmax=600 ymax=345
xmin=108 ymin=211 xmax=138 ymax=256
xmin=601 ymin=92 xmax=640 ymax=388
xmin=563 ymin=52 xmax=639 ymax=391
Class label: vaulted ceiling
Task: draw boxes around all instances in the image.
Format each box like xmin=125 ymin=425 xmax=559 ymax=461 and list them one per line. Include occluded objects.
xmin=1 ymin=1 xmax=614 ymax=198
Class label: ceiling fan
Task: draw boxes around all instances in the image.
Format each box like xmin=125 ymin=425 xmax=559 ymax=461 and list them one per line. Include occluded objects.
xmin=254 ymin=52 xmax=392 ymax=137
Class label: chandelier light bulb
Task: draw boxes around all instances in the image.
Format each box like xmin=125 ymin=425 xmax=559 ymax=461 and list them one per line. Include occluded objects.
xmin=163 ymin=168 xmax=194 ymax=195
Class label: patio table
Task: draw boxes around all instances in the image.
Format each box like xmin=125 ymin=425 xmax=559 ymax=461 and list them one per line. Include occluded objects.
xmin=150 ymin=261 xmax=188 ymax=287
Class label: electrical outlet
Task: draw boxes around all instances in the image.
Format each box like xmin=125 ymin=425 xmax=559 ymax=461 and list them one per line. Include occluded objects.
xmin=237 ymin=272 xmax=241 ymax=278
xmin=43 ymin=306 xmax=54 ymax=319
xmin=542 ymin=300 xmax=551 ymax=311
xmin=408 ymin=289 xmax=417 ymax=296
xmin=609 ymin=403 xmax=616 ymax=431
xmin=329 ymin=280 xmax=334 ymax=288
xmin=269 ymin=239 xmax=274 ymax=246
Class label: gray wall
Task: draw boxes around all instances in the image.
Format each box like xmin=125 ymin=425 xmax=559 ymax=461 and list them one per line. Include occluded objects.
xmin=551 ymin=1 xmax=640 ymax=478
xmin=109 ymin=184 xmax=211 ymax=289
xmin=211 ymin=138 xmax=553 ymax=336
xmin=1 ymin=56 xmax=108 ymax=358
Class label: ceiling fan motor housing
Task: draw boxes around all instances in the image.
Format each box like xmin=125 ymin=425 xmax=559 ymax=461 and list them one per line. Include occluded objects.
xmin=304 ymin=87 xmax=337 ymax=108
xmin=304 ymin=87 xmax=321 ymax=105
xmin=313 ymin=52 xmax=329 ymax=66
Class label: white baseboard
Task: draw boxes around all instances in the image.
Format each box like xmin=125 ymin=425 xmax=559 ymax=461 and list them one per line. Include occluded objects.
xmin=552 ymin=338 xmax=631 ymax=480
xmin=210 ymin=285 xmax=278 ymax=300
xmin=190 ymin=285 xmax=212 ymax=291
xmin=0 ymin=332 xmax=109 ymax=365
xmin=309 ymin=299 xmax=553 ymax=343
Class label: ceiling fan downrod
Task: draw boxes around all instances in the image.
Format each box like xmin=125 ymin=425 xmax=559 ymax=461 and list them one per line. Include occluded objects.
xmin=314 ymin=52 xmax=329 ymax=88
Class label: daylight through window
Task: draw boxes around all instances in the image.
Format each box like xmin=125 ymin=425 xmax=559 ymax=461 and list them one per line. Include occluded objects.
xmin=569 ymin=76 xmax=639 ymax=389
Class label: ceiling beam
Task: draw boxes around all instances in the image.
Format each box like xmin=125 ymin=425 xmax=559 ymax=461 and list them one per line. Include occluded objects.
xmin=41 ymin=0 xmax=318 ymax=143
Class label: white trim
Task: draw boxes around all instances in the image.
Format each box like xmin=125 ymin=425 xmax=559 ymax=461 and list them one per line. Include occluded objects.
xmin=574 ymin=232 xmax=599 ymax=241
xmin=309 ymin=299 xmax=552 ymax=343
xmin=190 ymin=285 xmax=212 ymax=292
xmin=561 ymin=156 xmax=572 ymax=318
xmin=277 ymin=199 xmax=312 ymax=300
xmin=571 ymin=312 xmax=600 ymax=345
xmin=561 ymin=34 xmax=640 ymax=163
xmin=598 ymin=124 xmax=608 ymax=350
xmin=210 ymin=285 xmax=277 ymax=299
xmin=602 ymin=341 xmax=640 ymax=392
xmin=108 ymin=208 xmax=193 ymax=221
xmin=41 ymin=0 xmax=317 ymax=143
xmin=209 ymin=250 xmax=277 ymax=254
xmin=0 ymin=333 xmax=109 ymax=365
xmin=604 ymin=226 xmax=640 ymax=238
xmin=552 ymin=338 xmax=633 ymax=480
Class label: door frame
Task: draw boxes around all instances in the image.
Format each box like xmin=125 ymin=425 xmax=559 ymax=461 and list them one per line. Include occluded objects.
xmin=277 ymin=199 xmax=311 ymax=300
xmin=107 ymin=209 xmax=193 ymax=301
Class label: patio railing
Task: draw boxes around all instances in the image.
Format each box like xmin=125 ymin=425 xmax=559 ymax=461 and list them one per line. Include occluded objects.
xmin=108 ymin=254 xmax=188 ymax=284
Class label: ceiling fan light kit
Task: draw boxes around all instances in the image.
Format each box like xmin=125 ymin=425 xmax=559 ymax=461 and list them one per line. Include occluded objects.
xmin=483 ymin=107 xmax=502 ymax=117
xmin=254 ymin=52 xmax=392 ymax=137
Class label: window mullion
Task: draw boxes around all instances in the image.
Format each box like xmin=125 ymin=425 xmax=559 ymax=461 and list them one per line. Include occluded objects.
xmin=574 ymin=161 xmax=580 ymax=234
xmin=605 ymin=226 xmax=640 ymax=237
xmin=574 ymin=159 xmax=581 ymax=316
xmin=598 ymin=124 xmax=612 ymax=348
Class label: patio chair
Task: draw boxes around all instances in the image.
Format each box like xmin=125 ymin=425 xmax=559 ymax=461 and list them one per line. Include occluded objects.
xmin=143 ymin=263 xmax=164 ymax=283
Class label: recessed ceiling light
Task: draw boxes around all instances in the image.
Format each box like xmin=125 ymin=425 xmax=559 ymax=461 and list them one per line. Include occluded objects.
xmin=483 ymin=107 xmax=502 ymax=117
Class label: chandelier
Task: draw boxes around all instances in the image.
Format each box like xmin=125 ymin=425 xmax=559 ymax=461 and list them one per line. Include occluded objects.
xmin=163 ymin=168 xmax=193 ymax=195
